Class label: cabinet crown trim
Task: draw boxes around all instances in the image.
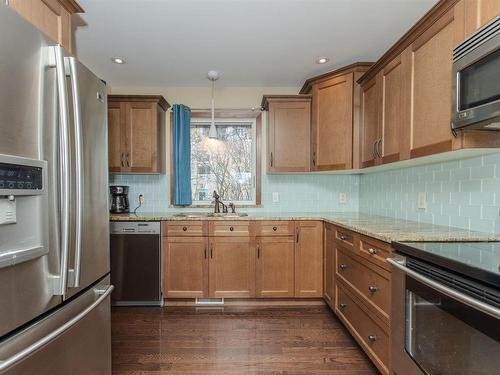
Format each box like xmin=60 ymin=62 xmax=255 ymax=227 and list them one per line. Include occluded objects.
xmin=299 ymin=62 xmax=373 ymax=94
xmin=108 ymin=95 xmax=170 ymax=111
xmin=261 ymin=94 xmax=312 ymax=110
xmin=357 ymin=0 xmax=459 ymax=85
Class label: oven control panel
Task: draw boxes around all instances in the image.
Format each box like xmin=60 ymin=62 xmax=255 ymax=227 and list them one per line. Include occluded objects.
xmin=0 ymin=162 xmax=43 ymax=191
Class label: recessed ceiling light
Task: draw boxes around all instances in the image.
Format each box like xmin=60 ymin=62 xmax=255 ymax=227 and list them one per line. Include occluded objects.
xmin=315 ymin=57 xmax=329 ymax=64
xmin=111 ymin=57 xmax=126 ymax=64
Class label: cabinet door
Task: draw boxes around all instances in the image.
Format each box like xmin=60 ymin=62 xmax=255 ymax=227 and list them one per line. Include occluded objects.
xmin=124 ymin=102 xmax=159 ymax=172
xmin=311 ymin=74 xmax=353 ymax=171
xmin=294 ymin=221 xmax=323 ymax=297
xmin=8 ymin=0 xmax=73 ymax=52
xmin=163 ymin=237 xmax=208 ymax=298
xmin=209 ymin=237 xmax=256 ymax=298
xmin=108 ymin=101 xmax=123 ymax=172
xmin=465 ymin=0 xmax=500 ymax=36
xmin=255 ymin=236 xmax=294 ymax=297
xmin=324 ymin=225 xmax=335 ymax=307
xmin=360 ymin=77 xmax=379 ymax=168
xmin=378 ymin=55 xmax=406 ymax=164
xmin=268 ymin=101 xmax=310 ymax=172
xmin=402 ymin=5 xmax=465 ymax=159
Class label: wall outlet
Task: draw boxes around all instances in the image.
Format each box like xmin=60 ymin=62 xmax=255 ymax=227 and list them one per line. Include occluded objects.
xmin=272 ymin=192 xmax=279 ymax=203
xmin=417 ymin=192 xmax=427 ymax=210
xmin=139 ymin=194 xmax=145 ymax=204
xmin=339 ymin=192 xmax=347 ymax=204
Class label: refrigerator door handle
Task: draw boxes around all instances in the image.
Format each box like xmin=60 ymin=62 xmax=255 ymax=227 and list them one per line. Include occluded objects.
xmin=0 ymin=285 xmax=114 ymax=373
xmin=51 ymin=46 xmax=71 ymax=296
xmin=67 ymin=57 xmax=84 ymax=288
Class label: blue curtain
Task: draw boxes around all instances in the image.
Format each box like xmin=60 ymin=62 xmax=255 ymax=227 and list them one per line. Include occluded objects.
xmin=172 ymin=104 xmax=192 ymax=205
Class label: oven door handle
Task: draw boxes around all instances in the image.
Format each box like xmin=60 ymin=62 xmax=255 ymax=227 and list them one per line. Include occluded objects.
xmin=388 ymin=257 xmax=500 ymax=319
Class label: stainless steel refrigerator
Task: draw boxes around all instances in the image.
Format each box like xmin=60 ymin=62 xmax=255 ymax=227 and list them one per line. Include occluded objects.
xmin=0 ymin=3 xmax=112 ymax=374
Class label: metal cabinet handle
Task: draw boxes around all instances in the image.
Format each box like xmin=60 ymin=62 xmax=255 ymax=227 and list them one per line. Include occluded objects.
xmin=270 ymin=152 xmax=273 ymax=167
xmin=368 ymin=285 xmax=378 ymax=293
xmin=372 ymin=140 xmax=377 ymax=159
xmin=182 ymin=226 xmax=187 ymax=231
xmin=368 ymin=335 xmax=377 ymax=342
xmin=296 ymin=228 xmax=299 ymax=243
xmin=312 ymin=151 xmax=316 ymax=166
xmin=339 ymin=264 xmax=348 ymax=270
xmin=257 ymin=244 xmax=260 ymax=259
xmin=204 ymin=247 xmax=207 ymax=259
xmin=339 ymin=234 xmax=347 ymax=241
xmin=273 ymin=226 xmax=277 ymax=231
xmin=0 ymin=285 xmax=114 ymax=372
xmin=368 ymin=248 xmax=377 ymax=255
xmin=126 ymin=153 xmax=130 ymax=167
xmin=339 ymin=303 xmax=347 ymax=309
xmin=229 ymin=226 xmax=234 ymax=232
xmin=377 ymin=139 xmax=382 ymax=158
xmin=210 ymin=244 xmax=213 ymax=259
xmin=120 ymin=153 xmax=124 ymax=167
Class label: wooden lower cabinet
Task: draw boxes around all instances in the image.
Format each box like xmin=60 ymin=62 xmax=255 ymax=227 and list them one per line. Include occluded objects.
xmin=336 ymin=283 xmax=390 ymax=375
xmin=294 ymin=221 xmax=324 ymax=297
xmin=208 ymin=237 xmax=256 ymax=298
xmin=162 ymin=237 xmax=208 ymax=298
xmin=323 ymin=224 xmax=335 ymax=308
xmin=255 ymin=236 xmax=295 ymax=297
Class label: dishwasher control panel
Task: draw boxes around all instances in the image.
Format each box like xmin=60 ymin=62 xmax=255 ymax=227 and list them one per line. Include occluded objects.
xmin=110 ymin=221 xmax=161 ymax=235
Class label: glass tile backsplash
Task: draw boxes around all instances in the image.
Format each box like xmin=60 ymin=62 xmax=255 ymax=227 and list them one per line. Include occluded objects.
xmin=110 ymin=152 xmax=500 ymax=234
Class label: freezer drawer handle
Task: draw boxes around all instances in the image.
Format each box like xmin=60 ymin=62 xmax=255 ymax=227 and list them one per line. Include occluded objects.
xmin=0 ymin=285 xmax=114 ymax=373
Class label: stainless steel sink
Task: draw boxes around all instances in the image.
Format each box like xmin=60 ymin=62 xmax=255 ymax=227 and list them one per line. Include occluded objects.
xmin=207 ymin=212 xmax=248 ymax=218
xmin=172 ymin=212 xmax=248 ymax=219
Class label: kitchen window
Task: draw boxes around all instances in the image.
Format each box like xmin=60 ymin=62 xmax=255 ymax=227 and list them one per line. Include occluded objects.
xmin=189 ymin=116 xmax=260 ymax=206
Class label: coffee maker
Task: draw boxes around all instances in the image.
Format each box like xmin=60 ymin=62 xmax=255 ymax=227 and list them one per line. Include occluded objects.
xmin=110 ymin=185 xmax=129 ymax=213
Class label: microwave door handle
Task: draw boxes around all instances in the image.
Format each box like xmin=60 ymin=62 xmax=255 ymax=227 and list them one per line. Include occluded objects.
xmin=51 ymin=46 xmax=71 ymax=296
xmin=0 ymin=285 xmax=113 ymax=373
xmin=388 ymin=258 xmax=500 ymax=319
xmin=67 ymin=57 xmax=83 ymax=288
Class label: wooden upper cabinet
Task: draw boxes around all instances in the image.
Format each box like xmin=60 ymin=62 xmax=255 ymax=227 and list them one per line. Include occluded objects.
xmin=255 ymin=236 xmax=295 ymax=298
xmin=312 ymin=74 xmax=353 ymax=170
xmin=209 ymin=237 xmax=256 ymax=298
xmin=359 ymin=77 xmax=379 ymax=168
xmin=378 ymin=55 xmax=406 ymax=164
xmin=300 ymin=63 xmax=372 ymax=171
xmin=262 ymin=95 xmax=312 ymax=173
xmin=464 ymin=0 xmax=500 ymax=36
xmin=8 ymin=0 xmax=83 ymax=53
xmin=401 ymin=4 xmax=465 ymax=159
xmin=107 ymin=95 xmax=169 ymax=173
xmin=294 ymin=221 xmax=324 ymax=297
xmin=163 ymin=237 xmax=208 ymax=298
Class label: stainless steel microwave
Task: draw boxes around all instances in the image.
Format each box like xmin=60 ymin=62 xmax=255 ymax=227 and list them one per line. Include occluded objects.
xmin=452 ymin=16 xmax=500 ymax=130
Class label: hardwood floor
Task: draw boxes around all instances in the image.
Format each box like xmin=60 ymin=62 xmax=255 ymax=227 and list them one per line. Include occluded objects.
xmin=112 ymin=305 xmax=380 ymax=375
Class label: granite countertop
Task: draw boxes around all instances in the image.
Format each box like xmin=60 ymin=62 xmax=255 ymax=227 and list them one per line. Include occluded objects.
xmin=109 ymin=211 xmax=500 ymax=243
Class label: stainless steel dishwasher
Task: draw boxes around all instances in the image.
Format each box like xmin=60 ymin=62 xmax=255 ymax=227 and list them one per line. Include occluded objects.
xmin=110 ymin=222 xmax=162 ymax=306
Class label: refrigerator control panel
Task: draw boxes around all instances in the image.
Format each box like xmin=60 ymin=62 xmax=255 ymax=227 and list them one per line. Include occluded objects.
xmin=0 ymin=162 xmax=43 ymax=191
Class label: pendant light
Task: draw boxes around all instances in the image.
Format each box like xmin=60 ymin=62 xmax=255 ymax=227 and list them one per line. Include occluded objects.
xmin=207 ymin=70 xmax=220 ymax=139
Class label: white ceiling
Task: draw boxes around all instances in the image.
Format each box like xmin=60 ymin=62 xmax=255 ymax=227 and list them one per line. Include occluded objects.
xmin=74 ymin=0 xmax=437 ymax=87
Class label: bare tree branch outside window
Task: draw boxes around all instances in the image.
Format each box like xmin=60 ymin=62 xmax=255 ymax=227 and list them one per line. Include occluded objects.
xmin=191 ymin=120 xmax=255 ymax=204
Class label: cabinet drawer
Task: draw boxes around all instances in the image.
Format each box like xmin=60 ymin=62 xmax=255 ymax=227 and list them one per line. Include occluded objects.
xmin=336 ymin=284 xmax=389 ymax=375
xmin=163 ymin=221 xmax=208 ymax=237
xmin=209 ymin=221 xmax=253 ymax=237
xmin=359 ymin=236 xmax=392 ymax=271
xmin=336 ymin=247 xmax=390 ymax=320
xmin=255 ymin=221 xmax=294 ymax=236
xmin=334 ymin=226 xmax=356 ymax=250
